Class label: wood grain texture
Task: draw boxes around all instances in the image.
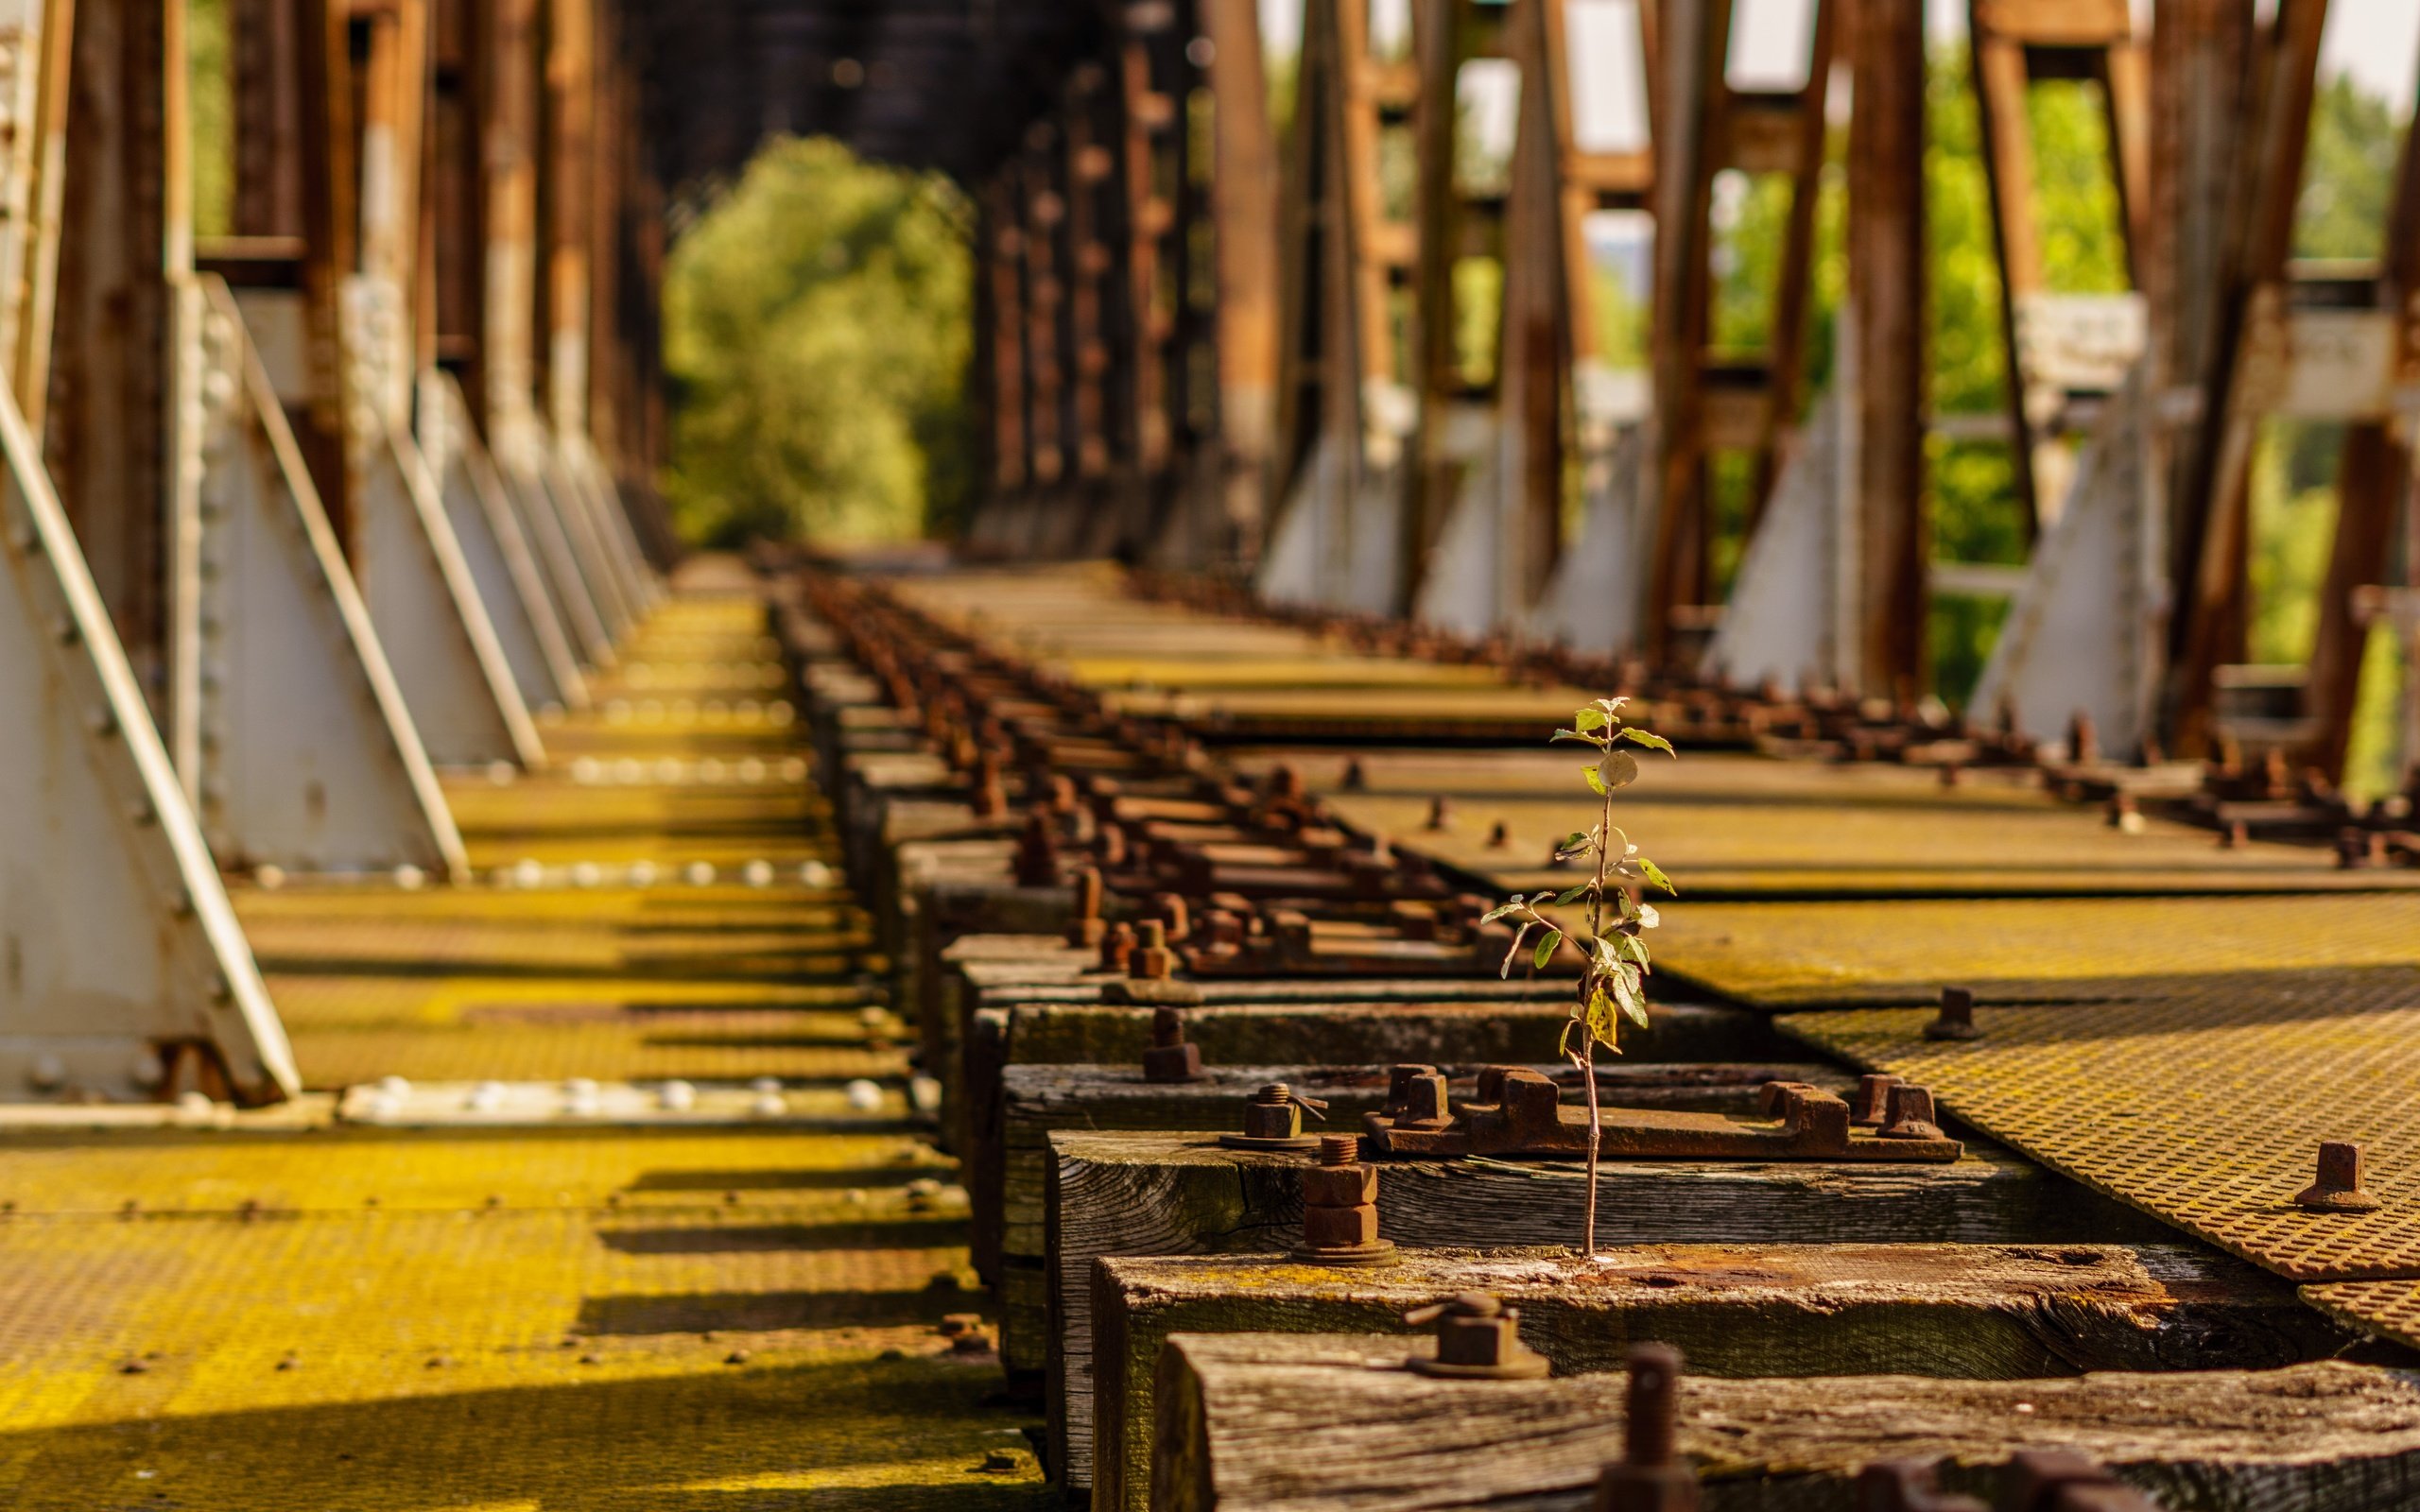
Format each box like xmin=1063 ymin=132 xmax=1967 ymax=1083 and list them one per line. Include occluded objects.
xmin=1045 ymin=1130 xmax=2178 ymax=1490
xmin=975 ymin=998 xmax=1785 ymax=1309
xmin=979 ymin=1058 xmax=1841 ymax=1289
xmin=1155 ymin=1334 xmax=2420 ymax=1512
xmin=1094 ymin=1244 xmax=2356 ymax=1512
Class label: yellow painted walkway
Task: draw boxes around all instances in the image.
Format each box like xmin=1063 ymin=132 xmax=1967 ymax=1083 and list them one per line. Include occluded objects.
xmin=0 ymin=575 xmax=1050 ymax=1509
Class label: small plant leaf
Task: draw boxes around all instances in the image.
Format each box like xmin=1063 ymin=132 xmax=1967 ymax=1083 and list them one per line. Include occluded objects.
xmin=1558 ymin=1018 xmax=1584 ymax=1058
xmin=1573 ymin=707 xmax=1608 ymax=732
xmin=1532 ymin=929 xmax=1564 ymax=970
xmin=1549 ymin=729 xmax=1592 ymax=744
xmin=1600 ymin=750 xmax=1641 ymax=790
xmin=1479 ymin=901 xmax=1524 ymax=924
xmin=1583 ymin=763 xmax=1607 ymax=796
xmin=1584 ymin=988 xmax=1620 ymax=1047
xmin=1617 ymin=728 xmax=1675 ymax=756
xmin=1553 ymin=882 xmax=1591 ymax=905
xmin=1636 ymin=856 xmax=1677 ymax=895
xmin=1500 ymin=922 xmax=1535 ymax=979
xmin=1635 ymin=902 xmax=1660 ymax=928
xmin=1596 ymin=696 xmax=1630 ymax=713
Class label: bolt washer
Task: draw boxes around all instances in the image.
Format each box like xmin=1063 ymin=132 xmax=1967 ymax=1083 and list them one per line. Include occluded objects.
xmin=1407 ymin=1349 xmax=1548 ymax=1381
xmin=1288 ymin=1235 xmax=1399 ymax=1267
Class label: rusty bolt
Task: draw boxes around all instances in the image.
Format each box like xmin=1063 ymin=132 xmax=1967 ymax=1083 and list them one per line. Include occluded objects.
xmin=1064 ymin=867 xmax=1105 ymax=948
xmin=1591 ymin=1343 xmax=1694 ymax=1510
xmin=1231 ymin=1082 xmax=1327 ymax=1143
xmin=1486 ymin=820 xmax=1510 ymax=850
xmin=1140 ymin=1005 xmax=1203 ymax=1083
xmin=1341 ymin=758 xmax=1367 ymax=791
xmin=1850 ymin=1074 xmax=1905 ymax=1127
xmin=1012 ymin=809 xmax=1059 ymax=886
xmin=1098 ymin=919 xmax=1135 ymax=974
xmin=1852 ymin=1461 xmax=1986 ymax=1512
xmin=971 ymin=755 xmax=1006 ymax=819
xmin=1426 ymin=796 xmax=1453 ymax=830
xmin=1387 ymin=1064 xmax=1451 ymax=1128
xmin=1198 ymin=908 xmax=1244 ymax=951
xmin=1403 ymin=1292 xmax=1550 ymax=1380
xmin=1877 ymin=1085 xmax=1947 ymax=1143
xmin=1152 ymin=892 xmax=1192 ymax=943
xmin=1925 ymin=986 xmax=1982 ymax=1041
xmin=2337 ymin=827 xmax=2388 ymax=870
xmin=2293 ymin=1141 xmax=2382 ymax=1214
xmin=2067 ymin=711 xmax=2099 ymax=766
xmin=2002 ymin=1451 xmax=2155 ymax=1512
xmin=1292 ymin=1131 xmax=1396 ymax=1266
xmin=1130 ymin=919 xmax=1173 ymax=981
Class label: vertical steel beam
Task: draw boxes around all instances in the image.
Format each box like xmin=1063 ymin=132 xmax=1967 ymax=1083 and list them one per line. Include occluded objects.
xmin=1845 ymin=0 xmax=1928 ymax=697
xmin=983 ymin=177 xmax=1030 ymax=501
xmin=1201 ymin=0 xmax=1277 ymax=559
xmin=2164 ymin=0 xmax=2326 ymax=753
xmin=1968 ymin=0 xmax=2148 ymax=539
xmin=1646 ymin=0 xmax=1829 ymax=657
xmin=44 ymin=0 xmax=173 ymax=694
xmin=2305 ymin=45 xmax=2420 ymax=778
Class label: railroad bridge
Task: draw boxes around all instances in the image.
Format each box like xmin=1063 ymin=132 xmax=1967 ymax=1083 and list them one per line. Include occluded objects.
xmin=0 ymin=0 xmax=2418 ymax=1506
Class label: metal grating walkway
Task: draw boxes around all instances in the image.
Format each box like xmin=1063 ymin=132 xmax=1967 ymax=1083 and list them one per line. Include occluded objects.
xmin=0 ymin=574 xmax=1050 ymax=1509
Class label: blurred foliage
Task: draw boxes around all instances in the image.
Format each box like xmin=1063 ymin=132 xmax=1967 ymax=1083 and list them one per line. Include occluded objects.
xmin=192 ymin=0 xmax=233 ymax=238
xmin=2295 ymin=75 xmax=2402 ymax=263
xmin=663 ymin=137 xmax=972 ymax=546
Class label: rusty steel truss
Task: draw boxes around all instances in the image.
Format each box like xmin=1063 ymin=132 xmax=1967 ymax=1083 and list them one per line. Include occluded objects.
xmin=959 ymin=0 xmax=2420 ymax=782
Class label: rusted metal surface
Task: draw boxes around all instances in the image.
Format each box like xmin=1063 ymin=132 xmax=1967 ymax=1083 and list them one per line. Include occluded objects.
xmin=1783 ymin=982 xmax=2420 ymax=1281
xmin=1364 ymin=1064 xmax=1961 ymax=1163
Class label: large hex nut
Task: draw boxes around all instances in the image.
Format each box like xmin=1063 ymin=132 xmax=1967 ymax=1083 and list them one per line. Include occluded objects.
xmin=1299 ymin=1163 xmax=1378 ymax=1207
xmin=1302 ymin=1203 xmax=1379 ymax=1247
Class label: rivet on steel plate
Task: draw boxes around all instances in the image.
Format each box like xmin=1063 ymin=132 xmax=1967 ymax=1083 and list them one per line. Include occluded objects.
xmin=1591 ymin=1343 xmax=1695 ymax=1511
xmin=1850 ymin=1074 xmax=1905 ymax=1127
xmin=2293 ymin=1141 xmax=2381 ymax=1214
xmin=1924 ymin=986 xmax=1982 ymax=1041
xmin=1877 ymin=1085 xmax=1947 ymax=1142
xmin=1403 ymin=1291 xmax=1549 ymax=1380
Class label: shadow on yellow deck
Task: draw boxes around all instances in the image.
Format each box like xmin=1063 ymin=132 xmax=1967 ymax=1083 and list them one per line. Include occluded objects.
xmin=0 ymin=585 xmax=1051 ymax=1509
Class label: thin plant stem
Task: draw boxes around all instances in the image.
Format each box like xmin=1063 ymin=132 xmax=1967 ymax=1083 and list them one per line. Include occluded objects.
xmin=1579 ymin=748 xmax=1616 ymax=1256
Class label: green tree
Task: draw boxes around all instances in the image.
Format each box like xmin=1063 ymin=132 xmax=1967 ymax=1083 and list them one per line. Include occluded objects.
xmin=663 ymin=137 xmax=972 ymax=545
